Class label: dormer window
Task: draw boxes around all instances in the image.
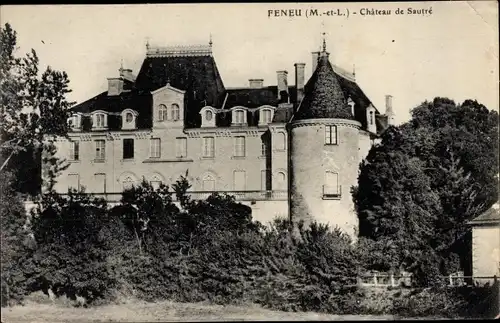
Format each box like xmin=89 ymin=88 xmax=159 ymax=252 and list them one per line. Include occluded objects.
xmin=200 ymin=106 xmax=216 ymax=127
xmin=258 ymin=107 xmax=274 ymax=125
xmin=92 ymin=111 xmax=108 ymax=130
xmin=171 ymin=104 xmax=180 ymax=121
xmin=121 ymin=109 xmax=138 ymax=130
xmin=96 ymin=114 xmax=105 ymax=127
xmin=231 ymin=107 xmax=247 ymax=126
xmin=158 ymin=104 xmax=167 ymax=121
xmin=67 ymin=113 xmax=82 ymax=130
xmin=347 ymin=97 xmax=355 ymax=117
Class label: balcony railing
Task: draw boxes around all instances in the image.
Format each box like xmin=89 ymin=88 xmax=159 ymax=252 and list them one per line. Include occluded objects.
xmin=58 ymin=190 xmax=288 ymax=203
xmin=323 ymin=185 xmax=342 ymax=199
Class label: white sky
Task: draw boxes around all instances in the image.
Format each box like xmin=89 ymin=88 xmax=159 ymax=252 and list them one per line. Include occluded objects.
xmin=2 ymin=2 xmax=498 ymax=124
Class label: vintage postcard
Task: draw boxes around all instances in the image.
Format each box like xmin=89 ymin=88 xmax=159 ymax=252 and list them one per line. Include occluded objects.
xmin=1 ymin=1 xmax=499 ymax=321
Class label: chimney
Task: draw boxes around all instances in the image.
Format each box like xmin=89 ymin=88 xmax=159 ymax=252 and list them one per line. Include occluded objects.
xmin=311 ymin=51 xmax=320 ymax=72
xmin=294 ymin=63 xmax=305 ymax=103
xmin=120 ymin=68 xmax=135 ymax=82
xmin=385 ymin=95 xmax=396 ymax=126
xmin=107 ymin=77 xmax=124 ymax=96
xmin=249 ymin=79 xmax=264 ymax=89
xmin=276 ymin=70 xmax=289 ymax=102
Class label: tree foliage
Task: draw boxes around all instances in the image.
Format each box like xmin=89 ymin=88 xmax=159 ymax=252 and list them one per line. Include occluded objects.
xmin=354 ymin=97 xmax=499 ymax=283
xmin=0 ymin=23 xmax=73 ymax=194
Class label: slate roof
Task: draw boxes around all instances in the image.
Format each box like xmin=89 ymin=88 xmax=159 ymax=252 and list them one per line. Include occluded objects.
xmin=293 ymin=52 xmax=353 ymax=121
xmin=469 ymin=203 xmax=500 ymax=225
xmin=69 ymin=44 xmax=384 ymax=133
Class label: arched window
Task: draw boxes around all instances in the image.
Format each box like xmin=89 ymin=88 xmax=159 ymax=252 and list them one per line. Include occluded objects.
xmin=150 ymin=175 xmax=162 ymax=190
xmin=276 ymin=171 xmax=286 ymax=190
xmin=206 ymin=110 xmax=213 ymax=121
xmin=277 ymin=132 xmax=286 ymax=150
xmin=202 ymin=174 xmax=215 ymax=191
xmin=233 ymin=109 xmax=245 ymax=124
xmin=158 ymin=104 xmax=167 ymax=121
xmin=125 ymin=112 xmax=134 ymax=123
xmin=122 ymin=176 xmax=135 ymax=191
xmin=95 ymin=113 xmax=106 ymax=128
xmin=171 ymin=104 xmax=180 ymax=121
xmin=260 ymin=109 xmax=272 ymax=124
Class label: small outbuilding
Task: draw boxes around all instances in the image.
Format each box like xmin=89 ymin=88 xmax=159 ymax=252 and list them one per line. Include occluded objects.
xmin=468 ymin=202 xmax=500 ymax=285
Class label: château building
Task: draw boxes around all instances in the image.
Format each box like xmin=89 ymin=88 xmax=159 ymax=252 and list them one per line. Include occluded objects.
xmin=48 ymin=39 xmax=395 ymax=237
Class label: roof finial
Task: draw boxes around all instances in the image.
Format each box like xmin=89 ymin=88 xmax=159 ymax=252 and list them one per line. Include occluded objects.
xmin=145 ymin=37 xmax=150 ymax=50
xmin=209 ymin=33 xmax=213 ymax=47
xmin=352 ymin=64 xmax=356 ymax=79
xmin=322 ymin=32 xmax=327 ymax=52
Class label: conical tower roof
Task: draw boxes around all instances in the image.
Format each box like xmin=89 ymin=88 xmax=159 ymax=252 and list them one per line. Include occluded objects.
xmin=294 ymin=47 xmax=354 ymax=121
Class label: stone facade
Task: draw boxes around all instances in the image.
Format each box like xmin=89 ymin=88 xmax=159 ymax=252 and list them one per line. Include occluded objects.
xmin=47 ymin=40 xmax=393 ymax=236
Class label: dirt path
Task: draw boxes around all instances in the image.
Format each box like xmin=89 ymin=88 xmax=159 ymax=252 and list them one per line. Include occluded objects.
xmin=1 ymin=300 xmax=395 ymax=322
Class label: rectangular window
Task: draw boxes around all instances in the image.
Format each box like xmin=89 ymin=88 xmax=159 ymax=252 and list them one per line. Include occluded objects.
xmin=325 ymin=125 xmax=338 ymax=145
xmin=150 ymin=138 xmax=161 ymax=158
xmin=233 ymin=170 xmax=246 ymax=191
xmin=324 ymin=171 xmax=340 ymax=197
xmin=95 ymin=140 xmax=105 ymax=160
xmin=261 ymin=141 xmax=267 ymax=156
xmin=234 ymin=110 xmax=245 ymax=124
xmin=176 ymin=138 xmax=187 ymax=158
xmin=234 ymin=136 xmax=245 ymax=157
xmin=261 ymin=109 xmax=272 ymax=124
xmin=123 ymin=138 xmax=134 ymax=159
xmin=67 ymin=174 xmax=79 ymax=191
xmin=69 ymin=141 xmax=79 ymax=161
xmin=202 ymin=137 xmax=215 ymax=158
xmin=261 ymin=170 xmax=267 ymax=191
xmin=95 ymin=114 xmax=106 ymax=128
xmin=95 ymin=173 xmax=106 ymax=193
xmin=171 ymin=104 xmax=180 ymax=121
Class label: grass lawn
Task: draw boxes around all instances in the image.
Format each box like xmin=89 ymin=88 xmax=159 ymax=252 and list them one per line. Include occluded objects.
xmin=1 ymin=300 xmax=396 ymax=322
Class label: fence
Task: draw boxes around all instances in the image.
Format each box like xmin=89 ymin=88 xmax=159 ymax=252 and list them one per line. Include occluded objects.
xmin=359 ymin=273 xmax=499 ymax=288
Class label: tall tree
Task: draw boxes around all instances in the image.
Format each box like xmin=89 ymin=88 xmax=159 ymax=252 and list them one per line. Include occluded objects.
xmin=0 ymin=23 xmax=73 ymax=194
xmin=355 ymin=97 xmax=499 ymax=282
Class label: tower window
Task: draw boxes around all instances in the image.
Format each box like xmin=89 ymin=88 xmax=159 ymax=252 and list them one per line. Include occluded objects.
xmin=323 ymin=171 xmax=341 ymax=198
xmin=123 ymin=138 xmax=134 ymax=159
xmin=370 ymin=111 xmax=374 ymax=125
xmin=325 ymin=125 xmax=338 ymax=145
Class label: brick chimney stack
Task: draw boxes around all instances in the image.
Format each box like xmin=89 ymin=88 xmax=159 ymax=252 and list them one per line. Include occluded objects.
xmin=294 ymin=63 xmax=305 ymax=103
xmin=277 ymin=70 xmax=289 ymax=102
xmin=249 ymin=79 xmax=264 ymax=88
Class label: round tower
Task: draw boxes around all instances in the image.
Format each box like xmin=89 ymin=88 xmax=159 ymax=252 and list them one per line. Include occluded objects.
xmin=288 ymin=44 xmax=361 ymax=238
